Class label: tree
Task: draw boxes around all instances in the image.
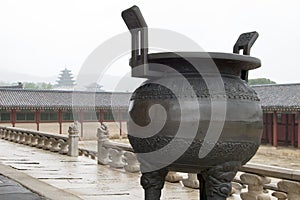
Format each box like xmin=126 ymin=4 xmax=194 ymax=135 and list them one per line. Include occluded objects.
xmin=23 ymin=82 xmax=39 ymax=89
xmin=248 ymin=78 xmax=276 ymax=85
xmin=23 ymin=82 xmax=53 ymax=90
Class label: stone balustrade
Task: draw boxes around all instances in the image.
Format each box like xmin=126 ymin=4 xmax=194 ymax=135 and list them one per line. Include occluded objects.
xmin=4 ymin=124 xmax=300 ymax=199
xmin=96 ymin=124 xmax=140 ymax=173
xmin=0 ymin=124 xmax=79 ymax=157
xmin=94 ymin=125 xmax=300 ymax=199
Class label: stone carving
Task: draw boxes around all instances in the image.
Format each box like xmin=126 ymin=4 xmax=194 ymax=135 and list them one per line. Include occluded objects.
xmin=68 ymin=121 xmax=79 ymax=135
xmin=182 ymin=173 xmax=199 ymax=189
xmin=97 ymin=123 xmax=110 ymax=165
xmin=108 ymin=148 xmax=125 ymax=168
xmin=124 ymin=151 xmax=140 ymax=173
xmin=240 ymin=173 xmax=271 ymax=200
xmin=272 ymin=191 xmax=288 ymax=200
xmin=165 ymin=171 xmax=183 ymax=183
xmin=68 ymin=122 xmax=79 ymax=157
xmin=277 ymin=180 xmax=300 ymax=200
xmin=231 ymin=182 xmax=243 ymax=196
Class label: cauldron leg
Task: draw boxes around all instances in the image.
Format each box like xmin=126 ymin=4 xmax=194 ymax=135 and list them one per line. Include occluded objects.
xmin=141 ymin=168 xmax=168 ymax=200
xmin=198 ymin=161 xmax=241 ymax=200
xmin=197 ymin=174 xmax=207 ymax=200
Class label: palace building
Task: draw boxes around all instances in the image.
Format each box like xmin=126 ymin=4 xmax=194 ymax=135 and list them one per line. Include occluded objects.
xmin=0 ymin=83 xmax=300 ymax=148
xmin=0 ymin=88 xmax=130 ymax=139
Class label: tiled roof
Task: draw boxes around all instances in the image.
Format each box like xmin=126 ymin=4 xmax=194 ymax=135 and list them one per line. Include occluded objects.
xmin=252 ymin=83 xmax=300 ymax=112
xmin=1 ymin=84 xmax=299 ymax=112
xmin=0 ymin=89 xmax=131 ymax=110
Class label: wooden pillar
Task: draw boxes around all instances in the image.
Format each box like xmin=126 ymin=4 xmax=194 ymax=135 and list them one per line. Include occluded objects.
xmin=291 ymin=113 xmax=295 ymax=147
xmin=298 ymin=112 xmax=300 ymax=149
xmin=11 ymin=109 xmax=16 ymax=127
xmin=36 ymin=110 xmax=40 ymax=131
xmin=273 ymin=111 xmax=278 ymax=147
xmin=268 ymin=113 xmax=273 ymax=145
xmin=119 ymin=109 xmax=122 ymax=137
xmin=58 ymin=109 xmax=62 ymax=134
xmin=99 ymin=109 xmax=103 ymax=125
xmin=79 ymin=110 xmax=83 ymax=137
xmin=265 ymin=113 xmax=269 ymax=143
xmin=285 ymin=114 xmax=289 ymax=145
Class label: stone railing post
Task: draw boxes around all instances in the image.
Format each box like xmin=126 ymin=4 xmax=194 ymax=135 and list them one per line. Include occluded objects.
xmin=24 ymin=133 xmax=32 ymax=145
xmin=30 ymin=134 xmax=38 ymax=147
xmin=165 ymin=172 xmax=183 ymax=183
xmin=3 ymin=130 xmax=9 ymax=140
xmin=277 ymin=180 xmax=300 ymax=200
xmin=182 ymin=173 xmax=199 ymax=189
xmin=240 ymin=173 xmax=271 ymax=200
xmin=36 ymin=136 xmax=44 ymax=148
xmin=272 ymin=191 xmax=288 ymax=200
xmin=124 ymin=151 xmax=140 ymax=173
xmin=0 ymin=128 xmax=3 ymax=138
xmin=43 ymin=136 xmax=52 ymax=150
xmin=68 ymin=122 xmax=79 ymax=157
xmin=108 ymin=148 xmax=125 ymax=168
xmin=97 ymin=124 xmax=110 ymax=165
xmin=58 ymin=139 xmax=68 ymax=154
xmin=50 ymin=138 xmax=60 ymax=152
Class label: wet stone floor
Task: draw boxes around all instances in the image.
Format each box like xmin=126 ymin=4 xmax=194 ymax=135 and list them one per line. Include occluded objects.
xmin=0 ymin=139 xmax=299 ymax=200
xmin=0 ymin=174 xmax=45 ymax=200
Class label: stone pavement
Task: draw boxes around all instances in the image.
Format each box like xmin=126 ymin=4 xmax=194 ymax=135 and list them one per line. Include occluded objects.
xmin=0 ymin=139 xmax=201 ymax=200
xmin=1 ymin=138 xmax=299 ymax=199
xmin=0 ymin=174 xmax=45 ymax=200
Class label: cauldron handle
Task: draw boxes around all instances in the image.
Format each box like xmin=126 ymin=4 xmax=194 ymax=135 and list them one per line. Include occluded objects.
xmin=233 ymin=31 xmax=259 ymax=82
xmin=122 ymin=6 xmax=148 ymax=68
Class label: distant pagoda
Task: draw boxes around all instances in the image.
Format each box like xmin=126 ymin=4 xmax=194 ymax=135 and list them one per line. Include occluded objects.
xmin=55 ymin=68 xmax=75 ymax=89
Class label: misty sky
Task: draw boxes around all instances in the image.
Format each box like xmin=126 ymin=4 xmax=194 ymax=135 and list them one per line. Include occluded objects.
xmin=0 ymin=0 xmax=300 ymax=85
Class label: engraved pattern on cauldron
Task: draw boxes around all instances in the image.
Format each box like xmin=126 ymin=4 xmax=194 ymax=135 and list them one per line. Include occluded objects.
xmin=128 ymin=134 xmax=259 ymax=170
xmin=130 ymin=76 xmax=259 ymax=101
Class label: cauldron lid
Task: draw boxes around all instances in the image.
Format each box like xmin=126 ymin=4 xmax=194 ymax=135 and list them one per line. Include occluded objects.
xmin=144 ymin=52 xmax=261 ymax=71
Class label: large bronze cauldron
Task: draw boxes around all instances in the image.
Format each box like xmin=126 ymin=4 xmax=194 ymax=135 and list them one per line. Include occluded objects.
xmin=122 ymin=6 xmax=262 ymax=200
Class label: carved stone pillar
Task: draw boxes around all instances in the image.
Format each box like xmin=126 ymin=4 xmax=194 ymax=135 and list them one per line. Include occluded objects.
xmin=272 ymin=191 xmax=288 ymax=200
xmin=50 ymin=138 xmax=60 ymax=152
xmin=12 ymin=131 xmax=18 ymax=142
xmin=182 ymin=173 xmax=199 ymax=189
xmin=3 ymin=130 xmax=9 ymax=140
xmin=277 ymin=180 xmax=300 ymax=200
xmin=30 ymin=135 xmax=38 ymax=147
xmin=124 ymin=151 xmax=140 ymax=173
xmin=68 ymin=122 xmax=79 ymax=157
xmin=108 ymin=148 xmax=125 ymax=168
xmin=240 ymin=173 xmax=271 ymax=200
xmin=18 ymin=132 xmax=25 ymax=144
xmin=165 ymin=171 xmax=183 ymax=183
xmin=8 ymin=130 xmax=14 ymax=141
xmin=24 ymin=133 xmax=32 ymax=145
xmin=43 ymin=137 xmax=52 ymax=150
xmin=36 ymin=136 xmax=44 ymax=148
xmin=97 ymin=124 xmax=110 ymax=164
xmin=58 ymin=139 xmax=68 ymax=154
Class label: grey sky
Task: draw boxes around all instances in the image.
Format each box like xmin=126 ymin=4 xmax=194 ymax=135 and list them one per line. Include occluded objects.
xmin=0 ymin=0 xmax=299 ymax=84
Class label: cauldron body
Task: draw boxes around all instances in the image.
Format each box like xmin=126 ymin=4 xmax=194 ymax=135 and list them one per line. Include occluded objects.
xmin=127 ymin=52 xmax=262 ymax=173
